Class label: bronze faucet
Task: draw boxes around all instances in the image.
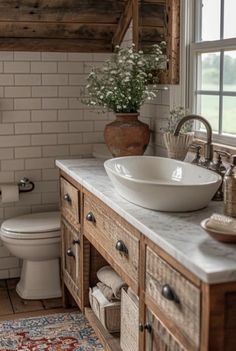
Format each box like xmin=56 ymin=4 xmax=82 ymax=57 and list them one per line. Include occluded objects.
xmin=174 ymin=114 xmax=229 ymax=201
xmin=174 ymin=114 xmax=214 ymax=167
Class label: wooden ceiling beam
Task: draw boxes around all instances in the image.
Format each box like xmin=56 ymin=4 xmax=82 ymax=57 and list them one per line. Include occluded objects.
xmin=132 ymin=0 xmax=139 ymax=49
xmin=0 ymin=38 xmax=112 ymax=52
xmin=0 ymin=0 xmax=126 ymax=24
xmin=112 ymin=0 xmax=133 ymax=49
xmin=0 ymin=22 xmax=116 ymax=41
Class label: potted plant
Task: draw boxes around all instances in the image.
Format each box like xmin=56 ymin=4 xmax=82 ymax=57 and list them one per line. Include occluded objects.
xmin=82 ymin=43 xmax=166 ymax=157
xmin=162 ymin=107 xmax=194 ymax=161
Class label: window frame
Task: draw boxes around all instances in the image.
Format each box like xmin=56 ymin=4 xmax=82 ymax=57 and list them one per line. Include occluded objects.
xmin=189 ymin=0 xmax=236 ymax=146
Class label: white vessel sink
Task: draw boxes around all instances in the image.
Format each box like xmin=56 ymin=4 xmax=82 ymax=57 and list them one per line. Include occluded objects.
xmin=104 ymin=156 xmax=222 ymax=212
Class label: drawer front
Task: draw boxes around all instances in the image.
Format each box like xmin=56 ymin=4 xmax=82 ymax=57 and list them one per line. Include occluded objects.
xmin=60 ymin=177 xmax=80 ymax=226
xmin=61 ymin=218 xmax=81 ymax=299
xmin=146 ymin=309 xmax=186 ymax=351
xmin=145 ymin=247 xmax=200 ymax=349
xmin=83 ymin=193 xmax=139 ymax=289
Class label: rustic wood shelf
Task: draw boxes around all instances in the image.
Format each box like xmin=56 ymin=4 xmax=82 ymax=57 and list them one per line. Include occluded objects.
xmin=85 ymin=307 xmax=122 ymax=351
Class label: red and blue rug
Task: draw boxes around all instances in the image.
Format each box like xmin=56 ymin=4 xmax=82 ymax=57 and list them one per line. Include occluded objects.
xmin=0 ymin=312 xmax=104 ymax=350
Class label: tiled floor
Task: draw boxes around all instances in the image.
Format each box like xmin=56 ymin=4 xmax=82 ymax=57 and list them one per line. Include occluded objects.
xmin=0 ymin=278 xmax=65 ymax=321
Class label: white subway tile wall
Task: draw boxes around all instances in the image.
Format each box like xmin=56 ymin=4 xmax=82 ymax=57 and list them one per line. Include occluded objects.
xmin=0 ymin=51 xmax=113 ymax=278
xmin=0 ymin=49 xmax=170 ymax=278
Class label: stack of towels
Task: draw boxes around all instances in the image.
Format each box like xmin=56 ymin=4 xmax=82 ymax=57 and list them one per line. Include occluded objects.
xmin=96 ymin=265 xmax=128 ymax=302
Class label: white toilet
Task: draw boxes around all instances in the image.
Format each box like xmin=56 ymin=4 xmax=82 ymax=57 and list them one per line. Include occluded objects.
xmin=0 ymin=211 xmax=61 ymax=300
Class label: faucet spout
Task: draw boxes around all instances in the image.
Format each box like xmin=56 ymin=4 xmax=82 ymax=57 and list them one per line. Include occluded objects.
xmin=174 ymin=114 xmax=213 ymax=162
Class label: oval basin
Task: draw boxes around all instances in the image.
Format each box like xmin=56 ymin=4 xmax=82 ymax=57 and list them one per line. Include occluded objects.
xmin=104 ymin=156 xmax=222 ymax=212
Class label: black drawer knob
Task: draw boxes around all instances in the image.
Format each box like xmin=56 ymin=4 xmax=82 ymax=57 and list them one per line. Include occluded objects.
xmin=86 ymin=212 xmax=96 ymax=223
xmin=66 ymin=248 xmax=75 ymax=257
xmin=161 ymin=284 xmax=180 ymax=304
xmin=139 ymin=324 xmax=152 ymax=333
xmin=63 ymin=193 xmax=71 ymax=203
xmin=144 ymin=324 xmax=152 ymax=333
xmin=115 ymin=240 xmax=128 ymax=255
xmin=72 ymin=239 xmax=80 ymax=246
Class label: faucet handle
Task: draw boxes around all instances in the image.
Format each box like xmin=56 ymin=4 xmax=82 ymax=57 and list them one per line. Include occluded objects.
xmin=212 ymin=150 xmax=229 ymax=174
xmin=191 ymin=144 xmax=202 ymax=165
xmin=214 ymin=150 xmax=231 ymax=160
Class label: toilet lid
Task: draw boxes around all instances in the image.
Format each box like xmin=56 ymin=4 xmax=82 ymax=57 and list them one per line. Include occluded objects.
xmin=1 ymin=212 xmax=60 ymax=239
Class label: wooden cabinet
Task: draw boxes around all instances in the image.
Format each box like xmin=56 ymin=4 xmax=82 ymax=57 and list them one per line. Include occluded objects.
xmin=59 ymin=171 xmax=236 ymax=351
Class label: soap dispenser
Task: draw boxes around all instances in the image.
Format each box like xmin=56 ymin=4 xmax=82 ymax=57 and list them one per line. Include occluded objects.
xmin=224 ymin=155 xmax=236 ymax=217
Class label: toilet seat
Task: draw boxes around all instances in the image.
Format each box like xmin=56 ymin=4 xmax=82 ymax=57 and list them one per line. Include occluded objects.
xmin=1 ymin=211 xmax=60 ymax=240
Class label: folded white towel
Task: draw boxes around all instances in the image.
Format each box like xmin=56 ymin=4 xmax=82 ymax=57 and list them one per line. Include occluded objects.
xmin=97 ymin=265 xmax=127 ymax=299
xmin=91 ymin=286 xmax=110 ymax=306
xmin=206 ymin=213 xmax=236 ymax=234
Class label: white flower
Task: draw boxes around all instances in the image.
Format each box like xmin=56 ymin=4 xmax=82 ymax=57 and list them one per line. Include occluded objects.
xmin=82 ymin=42 xmax=166 ymax=113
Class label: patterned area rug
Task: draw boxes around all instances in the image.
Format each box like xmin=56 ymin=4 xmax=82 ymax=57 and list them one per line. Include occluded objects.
xmin=0 ymin=311 xmax=104 ymax=350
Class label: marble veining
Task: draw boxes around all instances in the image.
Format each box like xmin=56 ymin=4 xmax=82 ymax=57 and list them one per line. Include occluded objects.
xmin=56 ymin=158 xmax=236 ymax=284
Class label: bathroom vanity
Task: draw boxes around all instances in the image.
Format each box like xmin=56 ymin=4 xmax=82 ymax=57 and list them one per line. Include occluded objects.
xmin=56 ymin=158 xmax=236 ymax=351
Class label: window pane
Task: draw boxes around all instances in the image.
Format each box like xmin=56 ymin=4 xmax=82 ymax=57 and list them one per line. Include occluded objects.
xmin=224 ymin=0 xmax=236 ymax=39
xmin=201 ymin=0 xmax=221 ymax=41
xmin=198 ymin=52 xmax=220 ymax=91
xmin=223 ymin=51 xmax=236 ymax=92
xmin=197 ymin=95 xmax=219 ymax=132
xmin=222 ymin=97 xmax=236 ymax=135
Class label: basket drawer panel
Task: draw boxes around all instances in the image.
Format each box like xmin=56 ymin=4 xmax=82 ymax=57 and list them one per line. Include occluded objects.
xmin=120 ymin=289 xmax=139 ymax=351
xmin=146 ymin=246 xmax=200 ymax=349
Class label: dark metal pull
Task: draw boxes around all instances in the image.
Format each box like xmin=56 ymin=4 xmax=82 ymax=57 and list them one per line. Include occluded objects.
xmin=86 ymin=212 xmax=96 ymax=223
xmin=115 ymin=240 xmax=128 ymax=255
xmin=72 ymin=239 xmax=80 ymax=246
xmin=161 ymin=284 xmax=180 ymax=304
xmin=144 ymin=324 xmax=152 ymax=333
xmin=66 ymin=248 xmax=75 ymax=257
xmin=63 ymin=193 xmax=71 ymax=203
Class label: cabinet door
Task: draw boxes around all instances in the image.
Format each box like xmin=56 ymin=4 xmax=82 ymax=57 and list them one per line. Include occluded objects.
xmin=145 ymin=309 xmax=186 ymax=351
xmin=61 ymin=217 xmax=81 ymax=306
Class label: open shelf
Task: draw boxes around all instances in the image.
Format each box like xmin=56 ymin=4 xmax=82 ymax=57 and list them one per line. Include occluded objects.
xmin=85 ymin=307 xmax=122 ymax=351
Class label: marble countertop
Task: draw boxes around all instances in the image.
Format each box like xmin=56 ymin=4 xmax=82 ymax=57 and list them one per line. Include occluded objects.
xmin=56 ymin=158 xmax=236 ymax=284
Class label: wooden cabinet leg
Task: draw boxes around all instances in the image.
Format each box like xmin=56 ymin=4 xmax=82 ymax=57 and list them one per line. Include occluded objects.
xmin=62 ymin=282 xmax=73 ymax=308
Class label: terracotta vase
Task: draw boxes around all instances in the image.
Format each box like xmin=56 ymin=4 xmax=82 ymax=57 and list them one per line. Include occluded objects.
xmin=104 ymin=113 xmax=150 ymax=157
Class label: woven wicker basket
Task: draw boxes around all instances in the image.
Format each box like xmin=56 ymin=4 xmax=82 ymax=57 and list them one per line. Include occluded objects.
xmin=163 ymin=132 xmax=194 ymax=161
xmin=89 ymin=287 xmax=121 ymax=333
xmin=120 ymin=288 xmax=139 ymax=351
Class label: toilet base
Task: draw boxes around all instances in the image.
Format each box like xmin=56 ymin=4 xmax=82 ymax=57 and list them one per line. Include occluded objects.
xmin=16 ymin=259 xmax=62 ymax=300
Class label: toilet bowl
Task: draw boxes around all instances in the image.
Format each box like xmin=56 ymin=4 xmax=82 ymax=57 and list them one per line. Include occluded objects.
xmin=0 ymin=211 xmax=61 ymax=300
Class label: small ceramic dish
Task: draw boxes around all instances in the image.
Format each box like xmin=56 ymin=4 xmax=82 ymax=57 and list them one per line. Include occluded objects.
xmin=201 ymin=218 xmax=236 ymax=243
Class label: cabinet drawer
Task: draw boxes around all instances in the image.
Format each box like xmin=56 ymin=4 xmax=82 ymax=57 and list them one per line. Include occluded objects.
xmin=83 ymin=192 xmax=140 ymax=291
xmin=60 ymin=177 xmax=80 ymax=226
xmin=145 ymin=246 xmax=200 ymax=349
xmin=61 ymin=217 xmax=81 ymax=305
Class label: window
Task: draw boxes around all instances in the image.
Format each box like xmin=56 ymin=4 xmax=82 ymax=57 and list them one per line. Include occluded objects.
xmin=190 ymin=0 xmax=236 ymax=144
